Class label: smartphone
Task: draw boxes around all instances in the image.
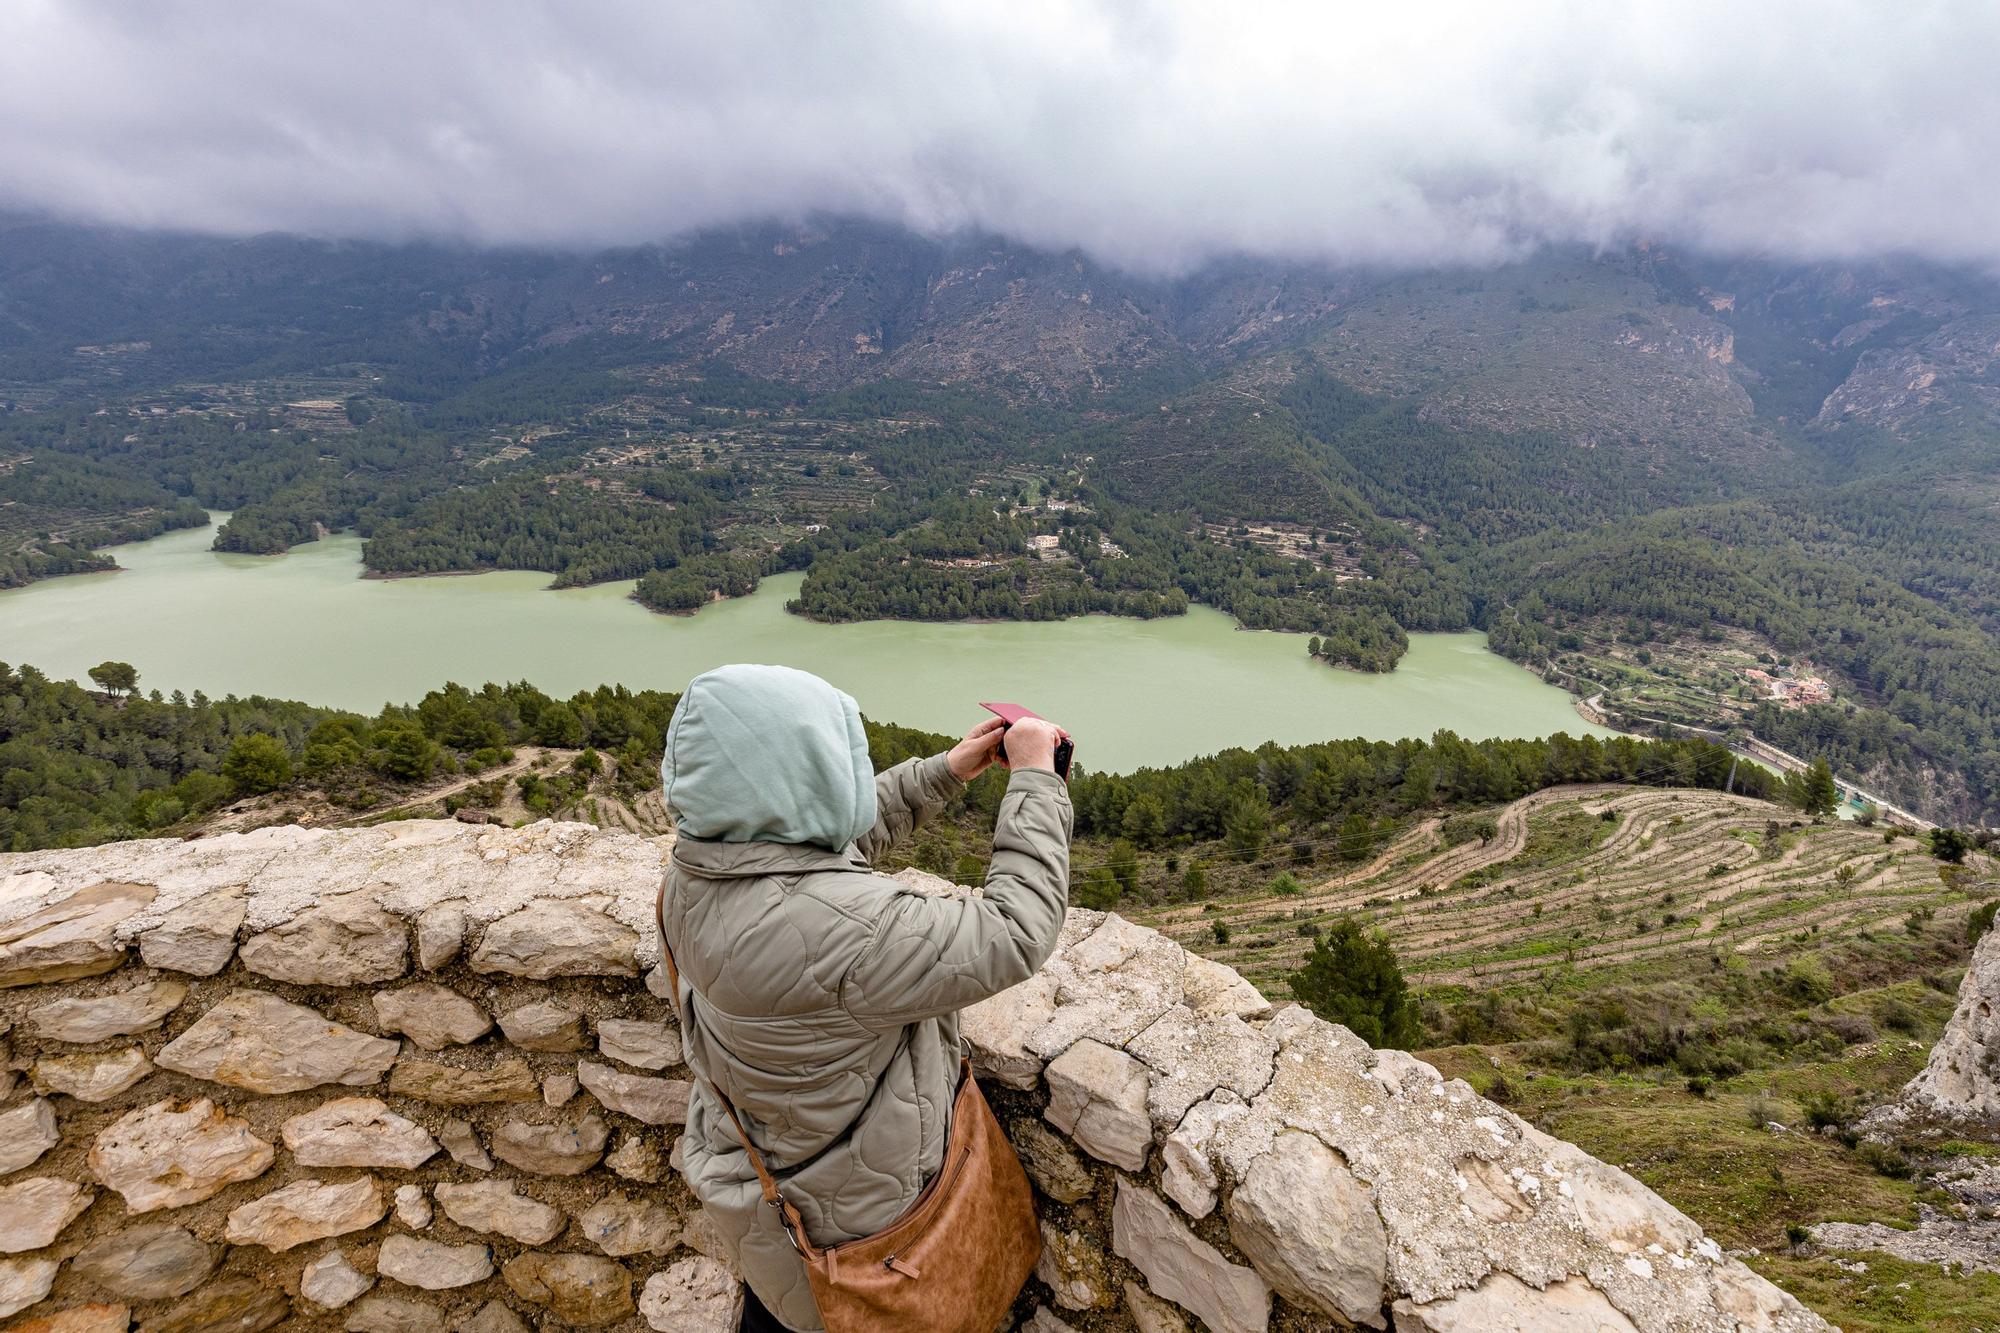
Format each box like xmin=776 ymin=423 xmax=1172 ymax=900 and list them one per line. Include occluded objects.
xmin=978 ymin=702 xmax=1073 ymax=780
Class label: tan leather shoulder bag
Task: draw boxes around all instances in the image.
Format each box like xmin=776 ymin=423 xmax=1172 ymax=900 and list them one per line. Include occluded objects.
xmin=656 ymin=893 xmax=1043 ymax=1332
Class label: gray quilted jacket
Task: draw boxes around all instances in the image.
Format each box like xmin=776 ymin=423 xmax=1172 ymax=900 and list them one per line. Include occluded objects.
xmin=660 ymin=752 xmax=1073 ymax=1330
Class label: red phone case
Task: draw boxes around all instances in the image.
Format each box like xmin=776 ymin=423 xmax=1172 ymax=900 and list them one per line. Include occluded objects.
xmin=979 ymin=701 xmax=1041 ymax=725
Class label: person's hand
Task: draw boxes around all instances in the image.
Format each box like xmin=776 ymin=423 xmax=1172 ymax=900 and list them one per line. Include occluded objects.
xmin=997 ymin=717 xmax=1066 ymax=774
xmin=945 ymin=716 xmax=1009 ymax=782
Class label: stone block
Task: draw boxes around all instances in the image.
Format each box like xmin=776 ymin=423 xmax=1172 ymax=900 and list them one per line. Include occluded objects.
xmin=239 ymin=894 xmax=408 ymax=985
xmin=1044 ymin=1038 xmax=1152 ymax=1171
xmin=1227 ymin=1131 xmax=1387 ymax=1327
xmin=156 ymin=990 xmax=398 ymax=1094
xmin=1112 ymin=1180 xmax=1271 ymax=1333
xmin=89 ymin=1097 xmax=275 ymax=1212
xmin=225 ymin=1177 xmax=386 ymax=1252
xmin=26 ymin=978 xmax=185 ymax=1041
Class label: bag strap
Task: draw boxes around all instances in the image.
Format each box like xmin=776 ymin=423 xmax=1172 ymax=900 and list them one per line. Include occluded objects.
xmin=656 ymin=881 xmax=817 ymax=1253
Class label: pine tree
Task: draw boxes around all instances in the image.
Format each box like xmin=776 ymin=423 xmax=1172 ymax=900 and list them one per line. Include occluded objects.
xmin=1287 ymin=918 xmax=1422 ymax=1049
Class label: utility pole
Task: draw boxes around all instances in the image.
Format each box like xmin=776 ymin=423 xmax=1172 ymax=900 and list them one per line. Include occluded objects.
xmin=1724 ymin=756 xmax=1738 ymax=795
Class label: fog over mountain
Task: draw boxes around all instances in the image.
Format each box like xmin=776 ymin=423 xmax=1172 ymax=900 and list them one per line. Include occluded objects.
xmin=2 ymin=0 xmax=1997 ymax=271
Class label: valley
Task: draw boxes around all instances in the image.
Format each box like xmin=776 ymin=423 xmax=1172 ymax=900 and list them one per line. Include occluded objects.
xmin=4 ymin=222 xmax=1997 ymax=825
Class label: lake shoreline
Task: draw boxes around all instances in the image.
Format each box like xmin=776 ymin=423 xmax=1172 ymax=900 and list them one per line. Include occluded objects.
xmin=0 ymin=520 xmax=1617 ymax=773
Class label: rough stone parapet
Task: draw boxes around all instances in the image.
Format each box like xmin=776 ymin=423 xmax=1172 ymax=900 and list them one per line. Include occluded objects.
xmin=0 ymin=819 xmax=1827 ymax=1331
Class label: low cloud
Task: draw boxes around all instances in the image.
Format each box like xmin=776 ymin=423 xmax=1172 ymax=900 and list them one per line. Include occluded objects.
xmin=2 ymin=1 xmax=1996 ymax=271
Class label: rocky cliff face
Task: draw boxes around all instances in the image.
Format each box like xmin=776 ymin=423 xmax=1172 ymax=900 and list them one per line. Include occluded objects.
xmin=1864 ymin=924 xmax=2000 ymax=1140
xmin=0 ymin=820 xmax=1827 ymax=1331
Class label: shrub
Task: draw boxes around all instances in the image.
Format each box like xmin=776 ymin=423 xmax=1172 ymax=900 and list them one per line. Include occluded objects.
xmin=1685 ymin=1075 xmax=1711 ymax=1098
xmin=1802 ymin=1091 xmax=1848 ymax=1131
xmin=1930 ymin=827 xmax=1971 ymax=863
xmin=1857 ymin=1142 xmax=1913 ymax=1179
xmin=1780 ymin=958 xmax=1835 ymax=1005
xmin=221 ymin=733 xmax=293 ymax=796
xmin=1879 ymin=997 xmax=1920 ymax=1034
xmin=1968 ymin=900 xmax=1998 ymax=946
xmin=1287 ymin=917 xmax=1421 ymax=1049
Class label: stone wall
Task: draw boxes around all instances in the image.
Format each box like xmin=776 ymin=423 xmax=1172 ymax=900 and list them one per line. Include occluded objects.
xmin=0 ymin=820 xmax=1828 ymax=1332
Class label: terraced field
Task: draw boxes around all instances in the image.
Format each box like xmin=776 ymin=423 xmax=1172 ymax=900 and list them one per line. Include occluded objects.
xmin=1136 ymin=786 xmax=1986 ymax=996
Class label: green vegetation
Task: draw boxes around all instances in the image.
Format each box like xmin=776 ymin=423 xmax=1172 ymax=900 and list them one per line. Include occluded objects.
xmin=5 ymin=224 xmax=2000 ymax=829
xmin=1288 ymin=918 xmax=1421 ymax=1048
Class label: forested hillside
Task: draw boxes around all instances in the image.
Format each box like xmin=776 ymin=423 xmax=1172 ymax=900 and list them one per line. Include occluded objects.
xmin=2 ymin=216 xmax=1996 ymax=822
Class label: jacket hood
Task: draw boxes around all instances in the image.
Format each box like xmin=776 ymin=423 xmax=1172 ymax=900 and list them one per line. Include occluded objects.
xmin=662 ymin=664 xmax=877 ymax=850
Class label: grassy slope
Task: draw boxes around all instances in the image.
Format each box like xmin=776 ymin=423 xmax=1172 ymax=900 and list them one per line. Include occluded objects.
xmin=1125 ymin=786 xmax=2000 ymax=1332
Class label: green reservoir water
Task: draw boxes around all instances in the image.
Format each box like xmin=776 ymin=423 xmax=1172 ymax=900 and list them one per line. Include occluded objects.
xmin=0 ymin=521 xmax=1613 ymax=771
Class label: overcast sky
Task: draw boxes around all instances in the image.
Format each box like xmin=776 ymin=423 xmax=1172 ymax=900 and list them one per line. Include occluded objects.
xmin=2 ymin=1 xmax=1996 ymax=272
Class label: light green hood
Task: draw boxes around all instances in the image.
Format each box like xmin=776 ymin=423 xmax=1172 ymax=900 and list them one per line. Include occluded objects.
xmin=662 ymin=664 xmax=877 ymax=849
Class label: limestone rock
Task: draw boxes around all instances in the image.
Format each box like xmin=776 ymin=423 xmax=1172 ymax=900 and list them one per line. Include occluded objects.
xmin=90 ymin=1097 xmax=275 ymax=1212
xmin=1126 ymin=1005 xmax=1276 ymax=1130
xmin=1227 ymin=1131 xmax=1388 ymax=1327
xmin=578 ymin=1061 xmax=691 ymax=1125
xmin=1036 ymin=1222 xmax=1114 ymax=1311
xmin=0 ymin=1256 xmax=60 ymax=1320
xmin=139 ymin=888 xmax=245 ymax=975
xmin=33 ymin=1046 xmax=153 ymax=1102
xmin=678 ymin=1208 xmax=738 ymax=1273
xmin=639 ymin=1258 xmax=743 ymax=1333
xmin=605 ymin=1134 xmax=665 ymax=1183
xmin=0 ymin=1177 xmax=94 ymax=1253
xmin=1161 ymin=1092 xmax=1246 ymax=1220
xmin=0 ymin=1099 xmax=60 ymax=1174
xmin=395 ymin=1184 xmax=432 ymax=1229
xmin=11 ymin=1303 xmax=132 ymax=1333
xmin=597 ymin=1018 xmax=681 ymax=1070
xmin=156 ymin=991 xmax=398 ymax=1094
xmin=345 ymin=1295 xmax=445 ymax=1333
xmin=1031 ymin=914 xmax=1188 ymax=1056
xmin=414 ymin=901 xmax=466 ymax=970
xmin=1009 ymin=1117 xmax=1095 ymax=1203
xmin=1124 ymin=1281 xmax=1190 ymax=1333
xmin=576 ymin=1192 xmax=679 ymax=1256
xmin=284 ymin=1097 xmax=440 ymax=1169
xmin=1023 ymin=1311 xmax=1078 ymax=1333
xmin=544 ymin=1072 xmax=578 ymax=1106
xmin=239 ymin=894 xmax=408 ymax=985
xmin=1112 ymin=1181 xmax=1271 ymax=1333
xmin=491 ymin=1113 xmax=609 ymax=1175
xmin=1044 ymin=1039 xmax=1152 ymax=1171
xmin=454 ymin=1301 xmax=530 ymax=1333
xmin=962 ymin=971 xmax=1059 ymax=1090
xmin=225 ymin=1177 xmax=386 ymax=1251
xmin=1183 ymin=952 xmax=1271 ymax=1019
xmin=0 ymin=880 xmax=154 ymax=987
xmin=1562 ymin=1158 xmax=1703 ymax=1256
xmin=1391 ymin=1272 xmax=1639 ymax=1331
xmin=439 ymin=1119 xmax=493 ymax=1171
xmin=1873 ymin=920 xmax=2000 ymax=1133
xmin=26 ymin=979 xmax=186 ymax=1041
xmin=373 ymin=983 xmax=491 ymax=1050
xmin=301 ymin=1250 xmax=374 ymax=1309
xmin=471 ymin=901 xmax=637 ymax=979
xmin=501 ymin=1253 xmax=634 ymax=1326
xmin=497 ymin=1000 xmax=587 ymax=1052
xmin=377 ymin=1236 xmax=494 ymax=1291
xmin=387 ymin=1055 xmax=538 ymax=1105
xmin=433 ymin=1180 xmax=566 ymax=1245
xmin=71 ymin=1224 xmax=215 ymax=1300
xmin=145 ymin=1277 xmax=289 ymax=1333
